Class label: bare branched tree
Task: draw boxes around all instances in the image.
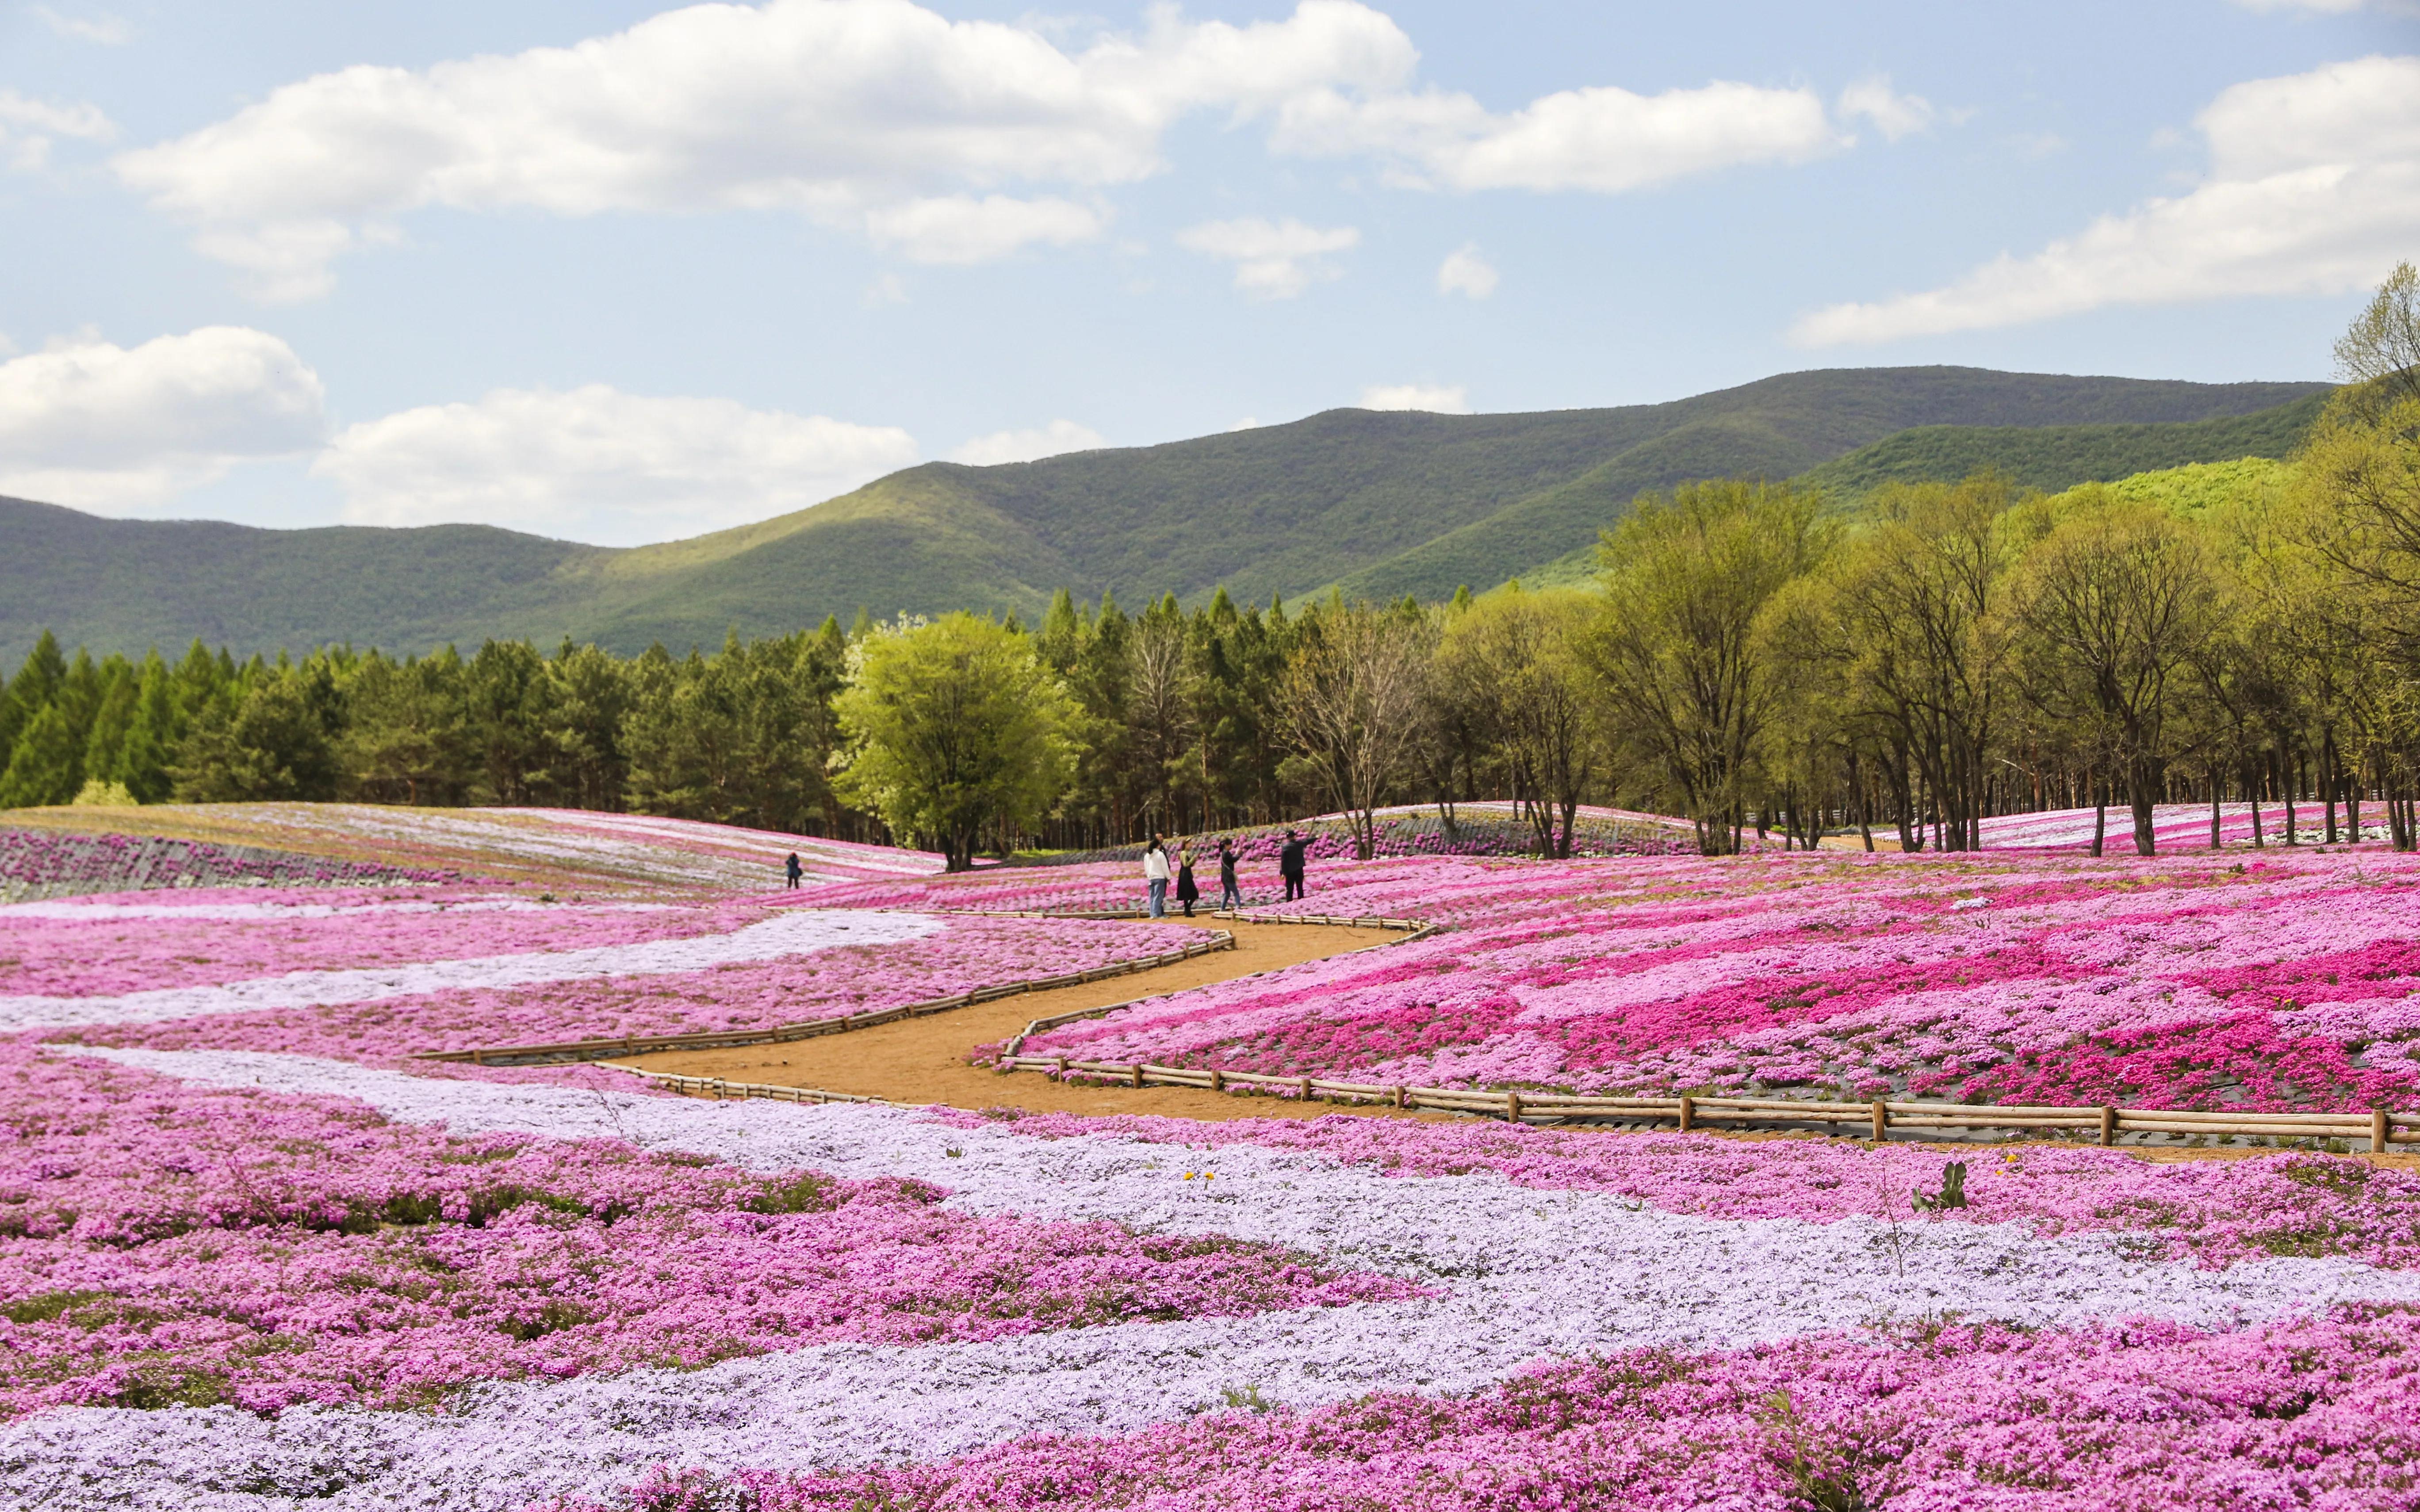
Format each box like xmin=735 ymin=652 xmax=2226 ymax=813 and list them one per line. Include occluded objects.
xmin=1125 ymin=605 xmax=1199 ymax=832
xmin=1282 ymin=604 xmax=1431 ymax=859
xmin=2008 ymin=502 xmax=2216 ymax=855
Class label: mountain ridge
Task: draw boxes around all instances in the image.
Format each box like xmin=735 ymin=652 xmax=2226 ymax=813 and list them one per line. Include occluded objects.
xmin=1 ymin=365 xmax=2329 ymax=659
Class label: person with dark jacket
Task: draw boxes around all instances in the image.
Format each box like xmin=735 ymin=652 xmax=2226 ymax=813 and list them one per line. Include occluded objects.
xmin=1175 ymin=846 xmax=1200 ymax=917
xmin=1279 ymin=830 xmax=1308 ymax=902
xmin=785 ymin=852 xmax=803 ymax=890
xmin=1217 ymin=838 xmax=1242 ymax=911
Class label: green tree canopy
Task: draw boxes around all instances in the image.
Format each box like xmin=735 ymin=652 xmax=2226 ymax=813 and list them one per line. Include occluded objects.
xmin=831 ymin=613 xmax=1080 ymax=870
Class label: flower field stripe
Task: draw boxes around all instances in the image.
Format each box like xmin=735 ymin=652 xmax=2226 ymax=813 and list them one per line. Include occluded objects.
xmin=0 ymin=896 xmax=675 ymax=922
xmin=569 ymin=1307 xmax=2420 ymax=1512
xmin=24 ymin=1048 xmax=2420 ymax=1509
xmin=421 ymin=929 xmax=1237 ymax=1066
xmin=53 ymin=1049 xmax=2420 ymax=1329
xmin=0 ymin=909 xmax=942 ymax=1031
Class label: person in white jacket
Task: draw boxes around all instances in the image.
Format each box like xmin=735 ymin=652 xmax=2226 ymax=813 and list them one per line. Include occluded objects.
xmin=1142 ymin=836 xmax=1171 ymax=918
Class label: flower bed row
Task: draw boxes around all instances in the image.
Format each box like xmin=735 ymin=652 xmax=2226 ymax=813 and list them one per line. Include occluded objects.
xmin=575 ymin=1307 xmax=2420 ymax=1512
xmin=17 ymin=1060 xmax=2420 ymax=1508
xmin=0 ymin=1045 xmax=1414 ymax=1419
xmin=11 ymin=894 xmax=1199 ymax=1074
xmin=0 ymin=827 xmax=457 ymax=904
xmin=978 ymin=844 xmax=2420 ymax=1114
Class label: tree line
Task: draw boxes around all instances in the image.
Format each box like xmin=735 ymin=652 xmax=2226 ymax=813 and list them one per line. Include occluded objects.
xmin=4 ymin=267 xmax=2418 ymax=866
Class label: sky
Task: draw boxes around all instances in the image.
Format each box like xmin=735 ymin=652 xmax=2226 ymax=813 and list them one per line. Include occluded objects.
xmin=1 ymin=0 xmax=2416 ymax=546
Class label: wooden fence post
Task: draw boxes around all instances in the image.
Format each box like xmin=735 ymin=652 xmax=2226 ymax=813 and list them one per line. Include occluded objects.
xmin=1505 ymin=1090 xmax=1524 ymax=1124
xmin=2375 ymin=1108 xmax=2391 ymax=1155
xmin=1677 ymin=1095 xmax=1694 ymax=1133
xmin=1393 ymin=1085 xmax=1408 ymax=1109
xmin=1870 ymin=1099 xmax=1887 ymax=1144
xmin=2099 ymin=1105 xmax=2117 ymax=1146
xmin=1209 ymin=1068 xmax=1225 ymax=1093
xmin=1130 ymin=1063 xmax=1145 ymax=1088
xmin=1297 ymin=1076 xmax=1313 ymax=1102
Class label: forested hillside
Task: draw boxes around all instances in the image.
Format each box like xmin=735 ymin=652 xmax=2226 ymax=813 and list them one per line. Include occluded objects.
xmin=1 ymin=366 xmax=2324 ymax=661
xmin=1796 ymin=391 xmax=2327 ymax=499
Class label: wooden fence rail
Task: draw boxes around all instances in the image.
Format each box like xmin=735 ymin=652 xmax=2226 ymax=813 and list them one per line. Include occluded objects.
xmin=984 ymin=1058 xmax=2414 ymax=1152
xmin=414 ymin=931 xmax=1235 ymax=1066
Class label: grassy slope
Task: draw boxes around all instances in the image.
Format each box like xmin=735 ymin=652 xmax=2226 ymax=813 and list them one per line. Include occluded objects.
xmin=3 ymin=367 xmax=2326 ymax=659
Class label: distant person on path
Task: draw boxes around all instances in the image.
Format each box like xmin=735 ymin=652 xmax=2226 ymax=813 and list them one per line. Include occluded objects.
xmin=784 ymin=852 xmax=803 ymax=890
xmin=1143 ymin=836 xmax=1171 ymax=918
xmin=1217 ymin=838 xmax=1242 ymax=911
xmin=1175 ymin=845 xmax=1199 ymax=918
xmin=1279 ymin=830 xmax=1308 ymax=902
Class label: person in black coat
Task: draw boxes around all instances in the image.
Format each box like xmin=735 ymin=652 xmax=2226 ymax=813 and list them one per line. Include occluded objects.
xmin=1217 ymin=838 xmax=1242 ymax=911
xmin=1175 ymin=846 xmax=1200 ymax=917
xmin=1279 ymin=830 xmax=1308 ymax=902
xmin=784 ymin=852 xmax=803 ymax=890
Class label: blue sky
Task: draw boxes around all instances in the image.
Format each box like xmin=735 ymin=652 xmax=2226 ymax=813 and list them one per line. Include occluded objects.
xmin=1 ymin=0 xmax=2414 ymax=544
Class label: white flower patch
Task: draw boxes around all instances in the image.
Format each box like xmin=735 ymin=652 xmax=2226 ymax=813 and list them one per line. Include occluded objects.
xmin=0 ymin=910 xmax=940 ymax=1031
xmin=28 ymin=1045 xmax=2420 ymax=1512
xmin=0 ymin=898 xmax=675 ymax=923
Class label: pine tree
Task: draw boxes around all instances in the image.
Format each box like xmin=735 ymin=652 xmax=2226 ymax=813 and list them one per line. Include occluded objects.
xmin=81 ymin=659 xmax=138 ymax=793
xmin=0 ymin=704 xmax=82 ymax=808
xmin=117 ymin=655 xmax=180 ymax=803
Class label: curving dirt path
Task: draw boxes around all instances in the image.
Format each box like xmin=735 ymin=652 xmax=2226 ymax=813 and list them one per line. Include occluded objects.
xmin=621 ymin=916 xmax=1447 ymax=1121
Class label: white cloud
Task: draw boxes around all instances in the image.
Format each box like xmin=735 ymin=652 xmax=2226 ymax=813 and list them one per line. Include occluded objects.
xmin=945 ymin=419 xmax=1108 ymax=466
xmin=312 ymin=386 xmax=918 ymax=544
xmin=1177 ymin=216 xmax=1359 ymax=298
xmin=1437 ymin=243 xmax=1497 ymax=298
xmin=862 ymin=194 xmax=1105 ymax=264
xmin=1359 ymin=382 xmax=1469 ymax=413
xmin=1793 ymin=54 xmax=2420 ymax=344
xmin=30 ymin=7 xmax=131 ymax=44
xmin=110 ymin=0 xmax=1897 ymax=298
xmin=1837 ymin=76 xmax=1938 ymax=141
xmin=1228 ymin=416 xmax=1262 ymax=431
xmin=0 ymin=326 xmax=326 ymax=508
xmin=111 ymin=0 xmax=1415 ymax=296
xmin=0 ymin=87 xmax=114 ymax=171
xmin=1269 ymin=76 xmax=1841 ymax=192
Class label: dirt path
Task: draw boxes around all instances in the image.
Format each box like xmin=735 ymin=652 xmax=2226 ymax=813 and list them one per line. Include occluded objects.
xmin=624 ymin=916 xmax=1447 ymax=1121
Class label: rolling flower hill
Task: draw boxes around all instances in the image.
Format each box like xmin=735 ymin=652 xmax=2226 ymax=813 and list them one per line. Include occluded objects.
xmin=7 ymin=802 xmax=2420 ymax=1507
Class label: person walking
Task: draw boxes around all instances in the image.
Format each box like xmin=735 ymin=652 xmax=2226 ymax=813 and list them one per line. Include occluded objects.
xmin=1216 ymin=837 xmax=1242 ymax=911
xmin=1279 ymin=829 xmax=1308 ymax=903
xmin=784 ymin=852 xmax=803 ymax=890
xmin=1175 ymin=845 xmax=1200 ymax=918
xmin=1143 ymin=835 xmax=1171 ymax=918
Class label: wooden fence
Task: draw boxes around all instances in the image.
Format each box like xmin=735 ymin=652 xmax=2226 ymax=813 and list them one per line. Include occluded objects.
xmin=983 ymin=1061 xmax=2416 ymax=1152
xmin=414 ymin=929 xmax=1236 ymax=1067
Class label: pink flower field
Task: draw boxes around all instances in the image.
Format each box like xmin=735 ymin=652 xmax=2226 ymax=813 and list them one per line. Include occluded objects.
xmin=0 ymin=1046 xmax=1415 ymax=1419
xmin=11 ymin=806 xmax=2420 ymax=1509
xmin=1006 ymin=845 xmax=2420 ymax=1112
xmin=8 ymin=892 xmax=1196 ymax=1067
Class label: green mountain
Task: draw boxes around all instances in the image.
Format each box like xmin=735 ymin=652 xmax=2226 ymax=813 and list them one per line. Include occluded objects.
xmin=2 ymin=366 xmax=2327 ymax=660
xmin=1795 ymin=390 xmax=2329 ymax=501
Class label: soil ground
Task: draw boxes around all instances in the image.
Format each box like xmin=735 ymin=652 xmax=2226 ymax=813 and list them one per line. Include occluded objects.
xmin=626 ymin=916 xmax=1450 ymax=1122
